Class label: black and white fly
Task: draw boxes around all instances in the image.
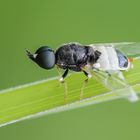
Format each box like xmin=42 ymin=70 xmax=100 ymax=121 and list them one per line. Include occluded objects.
xmin=26 ymin=42 xmax=138 ymax=102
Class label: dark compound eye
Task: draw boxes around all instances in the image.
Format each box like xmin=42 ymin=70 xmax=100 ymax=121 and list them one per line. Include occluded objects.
xmin=35 ymin=46 xmax=55 ymax=69
xmin=35 ymin=46 xmax=53 ymax=54
xmin=27 ymin=46 xmax=55 ymax=70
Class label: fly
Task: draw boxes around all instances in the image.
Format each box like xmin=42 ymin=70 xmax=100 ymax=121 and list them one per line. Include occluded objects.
xmin=26 ymin=42 xmax=139 ymax=102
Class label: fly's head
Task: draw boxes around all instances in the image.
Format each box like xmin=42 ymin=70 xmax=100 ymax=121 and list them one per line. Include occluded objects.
xmin=26 ymin=46 xmax=56 ymax=70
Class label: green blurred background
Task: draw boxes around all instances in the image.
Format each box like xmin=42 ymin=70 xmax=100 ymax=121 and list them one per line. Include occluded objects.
xmin=0 ymin=0 xmax=140 ymax=139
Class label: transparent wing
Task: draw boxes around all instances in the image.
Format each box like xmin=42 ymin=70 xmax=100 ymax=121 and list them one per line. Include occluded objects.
xmin=91 ymin=42 xmax=140 ymax=59
xmin=112 ymin=42 xmax=140 ymax=59
xmin=87 ymin=42 xmax=140 ymax=102
xmin=90 ymin=69 xmax=139 ymax=102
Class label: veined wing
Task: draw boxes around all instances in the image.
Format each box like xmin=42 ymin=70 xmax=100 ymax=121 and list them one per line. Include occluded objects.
xmin=113 ymin=42 xmax=140 ymax=59
xmin=90 ymin=42 xmax=140 ymax=59
xmin=91 ymin=69 xmax=139 ymax=102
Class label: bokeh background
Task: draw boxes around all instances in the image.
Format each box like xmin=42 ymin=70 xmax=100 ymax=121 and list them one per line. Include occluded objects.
xmin=0 ymin=0 xmax=140 ymax=140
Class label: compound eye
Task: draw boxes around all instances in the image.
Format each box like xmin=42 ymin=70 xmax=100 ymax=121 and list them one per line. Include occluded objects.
xmin=36 ymin=46 xmax=55 ymax=69
xmin=35 ymin=46 xmax=52 ymax=54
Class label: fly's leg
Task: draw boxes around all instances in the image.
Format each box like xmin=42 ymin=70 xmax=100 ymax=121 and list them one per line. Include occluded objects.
xmin=59 ymin=69 xmax=69 ymax=82
xmin=117 ymin=71 xmax=125 ymax=80
xmin=80 ymin=78 xmax=88 ymax=100
xmin=61 ymin=69 xmax=69 ymax=100
xmin=80 ymin=70 xmax=92 ymax=100
xmin=105 ymin=71 xmax=111 ymax=77
xmin=56 ymin=66 xmax=69 ymax=101
xmin=105 ymin=71 xmax=125 ymax=85
xmin=104 ymin=71 xmax=111 ymax=85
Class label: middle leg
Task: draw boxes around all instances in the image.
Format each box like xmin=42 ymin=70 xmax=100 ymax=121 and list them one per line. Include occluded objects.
xmin=80 ymin=70 xmax=92 ymax=100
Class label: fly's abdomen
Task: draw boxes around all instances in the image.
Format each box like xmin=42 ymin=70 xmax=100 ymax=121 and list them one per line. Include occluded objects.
xmin=90 ymin=45 xmax=129 ymax=71
xmin=95 ymin=46 xmax=119 ymax=70
xmin=115 ymin=49 xmax=129 ymax=68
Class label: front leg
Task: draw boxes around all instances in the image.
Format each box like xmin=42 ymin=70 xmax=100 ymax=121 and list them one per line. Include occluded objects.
xmin=57 ymin=69 xmax=69 ymax=101
xmin=56 ymin=66 xmax=69 ymax=99
xmin=59 ymin=69 xmax=69 ymax=82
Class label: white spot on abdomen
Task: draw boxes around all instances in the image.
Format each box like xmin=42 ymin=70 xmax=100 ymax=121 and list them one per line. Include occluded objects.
xmin=90 ymin=45 xmax=119 ymax=71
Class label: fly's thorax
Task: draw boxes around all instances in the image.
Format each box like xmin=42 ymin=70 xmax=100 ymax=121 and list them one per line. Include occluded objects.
xmin=86 ymin=46 xmax=102 ymax=64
